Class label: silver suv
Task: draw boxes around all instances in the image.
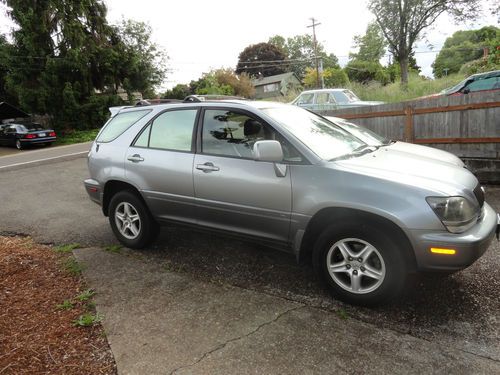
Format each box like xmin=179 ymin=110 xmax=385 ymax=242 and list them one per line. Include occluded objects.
xmin=84 ymin=101 xmax=499 ymax=305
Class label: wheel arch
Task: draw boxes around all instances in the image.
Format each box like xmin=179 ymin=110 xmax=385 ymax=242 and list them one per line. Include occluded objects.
xmin=102 ymin=180 xmax=147 ymax=217
xmin=298 ymin=207 xmax=417 ymax=271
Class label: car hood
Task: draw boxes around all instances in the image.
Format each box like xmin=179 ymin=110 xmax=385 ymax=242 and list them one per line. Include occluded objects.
xmin=386 ymin=141 xmax=464 ymax=167
xmin=334 ymin=147 xmax=476 ymax=196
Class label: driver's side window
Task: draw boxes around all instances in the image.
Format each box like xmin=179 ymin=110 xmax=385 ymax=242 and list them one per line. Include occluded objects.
xmin=201 ymin=109 xmax=303 ymax=163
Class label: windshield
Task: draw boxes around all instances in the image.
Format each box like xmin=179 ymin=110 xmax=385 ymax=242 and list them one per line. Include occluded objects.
xmin=23 ymin=124 xmax=44 ymax=131
xmin=329 ymin=119 xmax=389 ymax=145
xmin=262 ymin=106 xmax=366 ymax=160
xmin=343 ymin=90 xmax=360 ymax=102
xmin=440 ymin=78 xmax=469 ymax=95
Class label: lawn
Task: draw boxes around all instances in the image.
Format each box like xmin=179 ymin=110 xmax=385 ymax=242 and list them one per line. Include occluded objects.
xmin=56 ymin=128 xmax=100 ymax=145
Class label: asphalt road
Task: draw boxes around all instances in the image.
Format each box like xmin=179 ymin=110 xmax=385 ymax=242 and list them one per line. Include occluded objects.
xmin=1 ymin=155 xmax=499 ymax=371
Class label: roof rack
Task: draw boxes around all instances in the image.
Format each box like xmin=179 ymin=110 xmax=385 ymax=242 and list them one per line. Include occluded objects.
xmin=182 ymin=95 xmax=247 ymax=103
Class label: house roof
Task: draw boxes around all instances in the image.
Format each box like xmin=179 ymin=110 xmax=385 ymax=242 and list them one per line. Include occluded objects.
xmin=252 ymin=72 xmax=299 ymax=87
xmin=0 ymin=102 xmax=29 ymax=121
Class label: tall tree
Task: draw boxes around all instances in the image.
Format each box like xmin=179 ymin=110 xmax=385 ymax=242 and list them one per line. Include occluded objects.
xmin=235 ymin=42 xmax=287 ymax=77
xmin=1 ymin=0 xmax=167 ymax=129
xmin=269 ymin=34 xmax=339 ymax=79
xmin=368 ymin=0 xmax=482 ymax=86
xmin=349 ymin=22 xmax=387 ymax=63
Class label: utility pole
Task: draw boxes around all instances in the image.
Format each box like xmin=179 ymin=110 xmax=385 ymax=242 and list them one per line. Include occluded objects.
xmin=307 ymin=17 xmax=321 ymax=89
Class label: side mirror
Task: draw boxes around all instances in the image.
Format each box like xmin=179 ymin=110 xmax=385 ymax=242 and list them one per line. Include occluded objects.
xmin=253 ymin=140 xmax=287 ymax=177
xmin=462 ymin=88 xmax=470 ymax=94
xmin=253 ymin=140 xmax=283 ymax=162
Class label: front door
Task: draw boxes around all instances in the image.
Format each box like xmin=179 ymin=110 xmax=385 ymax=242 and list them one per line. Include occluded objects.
xmin=193 ymin=108 xmax=292 ymax=243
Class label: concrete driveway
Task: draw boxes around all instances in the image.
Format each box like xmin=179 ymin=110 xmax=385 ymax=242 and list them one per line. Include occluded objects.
xmin=1 ymin=154 xmax=499 ymax=374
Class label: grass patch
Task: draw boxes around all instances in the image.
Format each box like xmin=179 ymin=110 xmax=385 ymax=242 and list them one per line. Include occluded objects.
xmin=56 ymin=300 xmax=74 ymax=310
xmin=56 ymin=128 xmax=100 ymax=146
xmin=63 ymin=257 xmax=85 ymax=276
xmin=336 ymin=308 xmax=349 ymax=320
xmin=75 ymin=289 xmax=95 ymax=302
xmin=73 ymin=313 xmax=103 ymax=327
xmin=104 ymin=244 xmax=122 ymax=253
xmin=346 ymin=73 xmax=463 ymax=103
xmin=53 ymin=243 xmax=81 ymax=253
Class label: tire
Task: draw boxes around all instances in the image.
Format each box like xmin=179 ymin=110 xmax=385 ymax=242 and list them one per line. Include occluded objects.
xmin=108 ymin=190 xmax=160 ymax=249
xmin=15 ymin=139 xmax=23 ymax=150
xmin=313 ymin=221 xmax=408 ymax=306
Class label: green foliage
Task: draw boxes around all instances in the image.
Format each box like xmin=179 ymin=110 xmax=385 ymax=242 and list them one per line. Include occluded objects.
xmin=349 ymin=22 xmax=387 ymax=63
xmin=57 ymin=129 xmax=100 ymax=145
xmin=433 ymin=26 xmax=499 ymax=77
xmin=269 ymin=34 xmax=339 ymax=79
xmin=56 ymin=300 xmax=74 ymax=310
xmin=459 ymin=48 xmax=500 ymax=75
xmin=345 ymin=60 xmax=389 ymax=85
xmin=75 ymin=289 xmax=95 ymax=302
xmin=63 ymin=257 xmax=85 ymax=276
xmin=368 ymin=0 xmax=482 ymax=84
xmin=1 ymin=1 xmax=167 ymax=130
xmin=104 ymin=244 xmax=122 ymax=253
xmin=304 ymin=67 xmax=349 ymax=89
xmin=53 ymin=243 xmax=81 ymax=253
xmin=162 ymin=84 xmax=191 ymax=100
xmin=236 ymin=42 xmax=287 ymax=78
xmin=346 ymin=73 xmax=462 ymax=103
xmin=189 ymin=68 xmax=255 ymax=98
xmin=73 ymin=313 xmax=102 ymax=327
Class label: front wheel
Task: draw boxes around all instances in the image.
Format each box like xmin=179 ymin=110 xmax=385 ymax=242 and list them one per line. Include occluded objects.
xmin=108 ymin=191 xmax=159 ymax=249
xmin=313 ymin=223 xmax=408 ymax=306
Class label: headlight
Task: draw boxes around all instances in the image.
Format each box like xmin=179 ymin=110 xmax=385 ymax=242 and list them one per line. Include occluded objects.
xmin=426 ymin=196 xmax=479 ymax=234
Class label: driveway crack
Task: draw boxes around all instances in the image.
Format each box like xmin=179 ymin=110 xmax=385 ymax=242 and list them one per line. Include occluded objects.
xmin=169 ymin=304 xmax=304 ymax=375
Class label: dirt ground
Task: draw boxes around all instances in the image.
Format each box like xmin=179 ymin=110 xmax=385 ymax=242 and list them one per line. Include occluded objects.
xmin=0 ymin=236 xmax=116 ymax=374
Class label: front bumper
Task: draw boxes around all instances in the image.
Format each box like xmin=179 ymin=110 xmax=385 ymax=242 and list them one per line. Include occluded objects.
xmin=83 ymin=178 xmax=102 ymax=206
xmin=409 ymin=202 xmax=498 ymax=271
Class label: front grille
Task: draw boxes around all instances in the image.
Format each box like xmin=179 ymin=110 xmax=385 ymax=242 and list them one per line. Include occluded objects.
xmin=473 ymin=183 xmax=484 ymax=208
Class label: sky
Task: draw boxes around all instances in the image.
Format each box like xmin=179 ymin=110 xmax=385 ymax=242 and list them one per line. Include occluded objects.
xmin=1 ymin=0 xmax=498 ymax=90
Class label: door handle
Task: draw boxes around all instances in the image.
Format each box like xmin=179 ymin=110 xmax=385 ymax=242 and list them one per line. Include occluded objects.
xmin=127 ymin=154 xmax=144 ymax=163
xmin=196 ymin=162 xmax=220 ymax=172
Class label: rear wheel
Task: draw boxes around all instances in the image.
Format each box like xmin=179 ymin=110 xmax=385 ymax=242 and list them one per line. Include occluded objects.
xmin=313 ymin=222 xmax=408 ymax=306
xmin=108 ymin=190 xmax=159 ymax=249
xmin=15 ymin=139 xmax=22 ymax=150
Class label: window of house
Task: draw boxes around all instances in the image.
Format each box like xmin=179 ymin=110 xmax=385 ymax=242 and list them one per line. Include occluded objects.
xmin=263 ymin=83 xmax=280 ymax=93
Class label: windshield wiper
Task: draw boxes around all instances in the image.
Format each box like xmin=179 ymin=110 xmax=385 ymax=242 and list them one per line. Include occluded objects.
xmin=328 ymin=145 xmax=378 ymax=161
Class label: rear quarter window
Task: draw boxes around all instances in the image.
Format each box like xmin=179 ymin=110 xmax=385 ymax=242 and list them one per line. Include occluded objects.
xmin=97 ymin=109 xmax=151 ymax=143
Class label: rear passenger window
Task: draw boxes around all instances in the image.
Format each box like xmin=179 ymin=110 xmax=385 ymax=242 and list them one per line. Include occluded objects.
xmin=149 ymin=110 xmax=197 ymax=151
xmin=97 ymin=109 xmax=151 ymax=143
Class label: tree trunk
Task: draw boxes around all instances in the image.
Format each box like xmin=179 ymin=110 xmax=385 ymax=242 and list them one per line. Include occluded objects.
xmin=399 ymin=56 xmax=409 ymax=88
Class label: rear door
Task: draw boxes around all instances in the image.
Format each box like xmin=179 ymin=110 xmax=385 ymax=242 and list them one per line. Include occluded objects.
xmin=125 ymin=108 xmax=199 ymax=224
xmin=193 ymin=108 xmax=293 ymax=243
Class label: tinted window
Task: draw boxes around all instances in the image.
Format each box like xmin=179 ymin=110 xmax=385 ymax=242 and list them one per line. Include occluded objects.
xmin=466 ymin=76 xmax=500 ymax=92
xmin=149 ymin=110 xmax=197 ymax=151
xmin=202 ymin=109 xmax=302 ymax=162
xmin=97 ymin=109 xmax=150 ymax=143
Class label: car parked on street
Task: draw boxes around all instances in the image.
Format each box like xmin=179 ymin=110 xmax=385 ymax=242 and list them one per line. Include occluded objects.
xmin=291 ymin=89 xmax=383 ymax=111
xmin=0 ymin=122 xmax=56 ymax=149
xmin=439 ymin=70 xmax=500 ymax=96
xmin=84 ymin=101 xmax=499 ymax=306
xmin=326 ymin=116 xmax=465 ymax=167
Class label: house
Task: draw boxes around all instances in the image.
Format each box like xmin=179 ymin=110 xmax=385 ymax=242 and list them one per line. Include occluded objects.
xmin=252 ymin=72 xmax=302 ymax=100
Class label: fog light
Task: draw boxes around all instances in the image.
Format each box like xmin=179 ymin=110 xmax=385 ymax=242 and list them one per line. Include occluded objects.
xmin=430 ymin=247 xmax=456 ymax=255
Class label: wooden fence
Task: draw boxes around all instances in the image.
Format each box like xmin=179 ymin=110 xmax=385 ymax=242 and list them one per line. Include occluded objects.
xmin=318 ymin=91 xmax=500 ymax=183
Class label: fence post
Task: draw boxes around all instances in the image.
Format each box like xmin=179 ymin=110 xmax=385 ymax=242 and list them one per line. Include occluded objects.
xmin=404 ymin=105 xmax=414 ymax=143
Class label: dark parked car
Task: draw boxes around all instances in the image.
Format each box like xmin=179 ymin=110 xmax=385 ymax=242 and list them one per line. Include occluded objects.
xmin=0 ymin=123 xmax=57 ymax=150
xmin=440 ymin=70 xmax=500 ymax=96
